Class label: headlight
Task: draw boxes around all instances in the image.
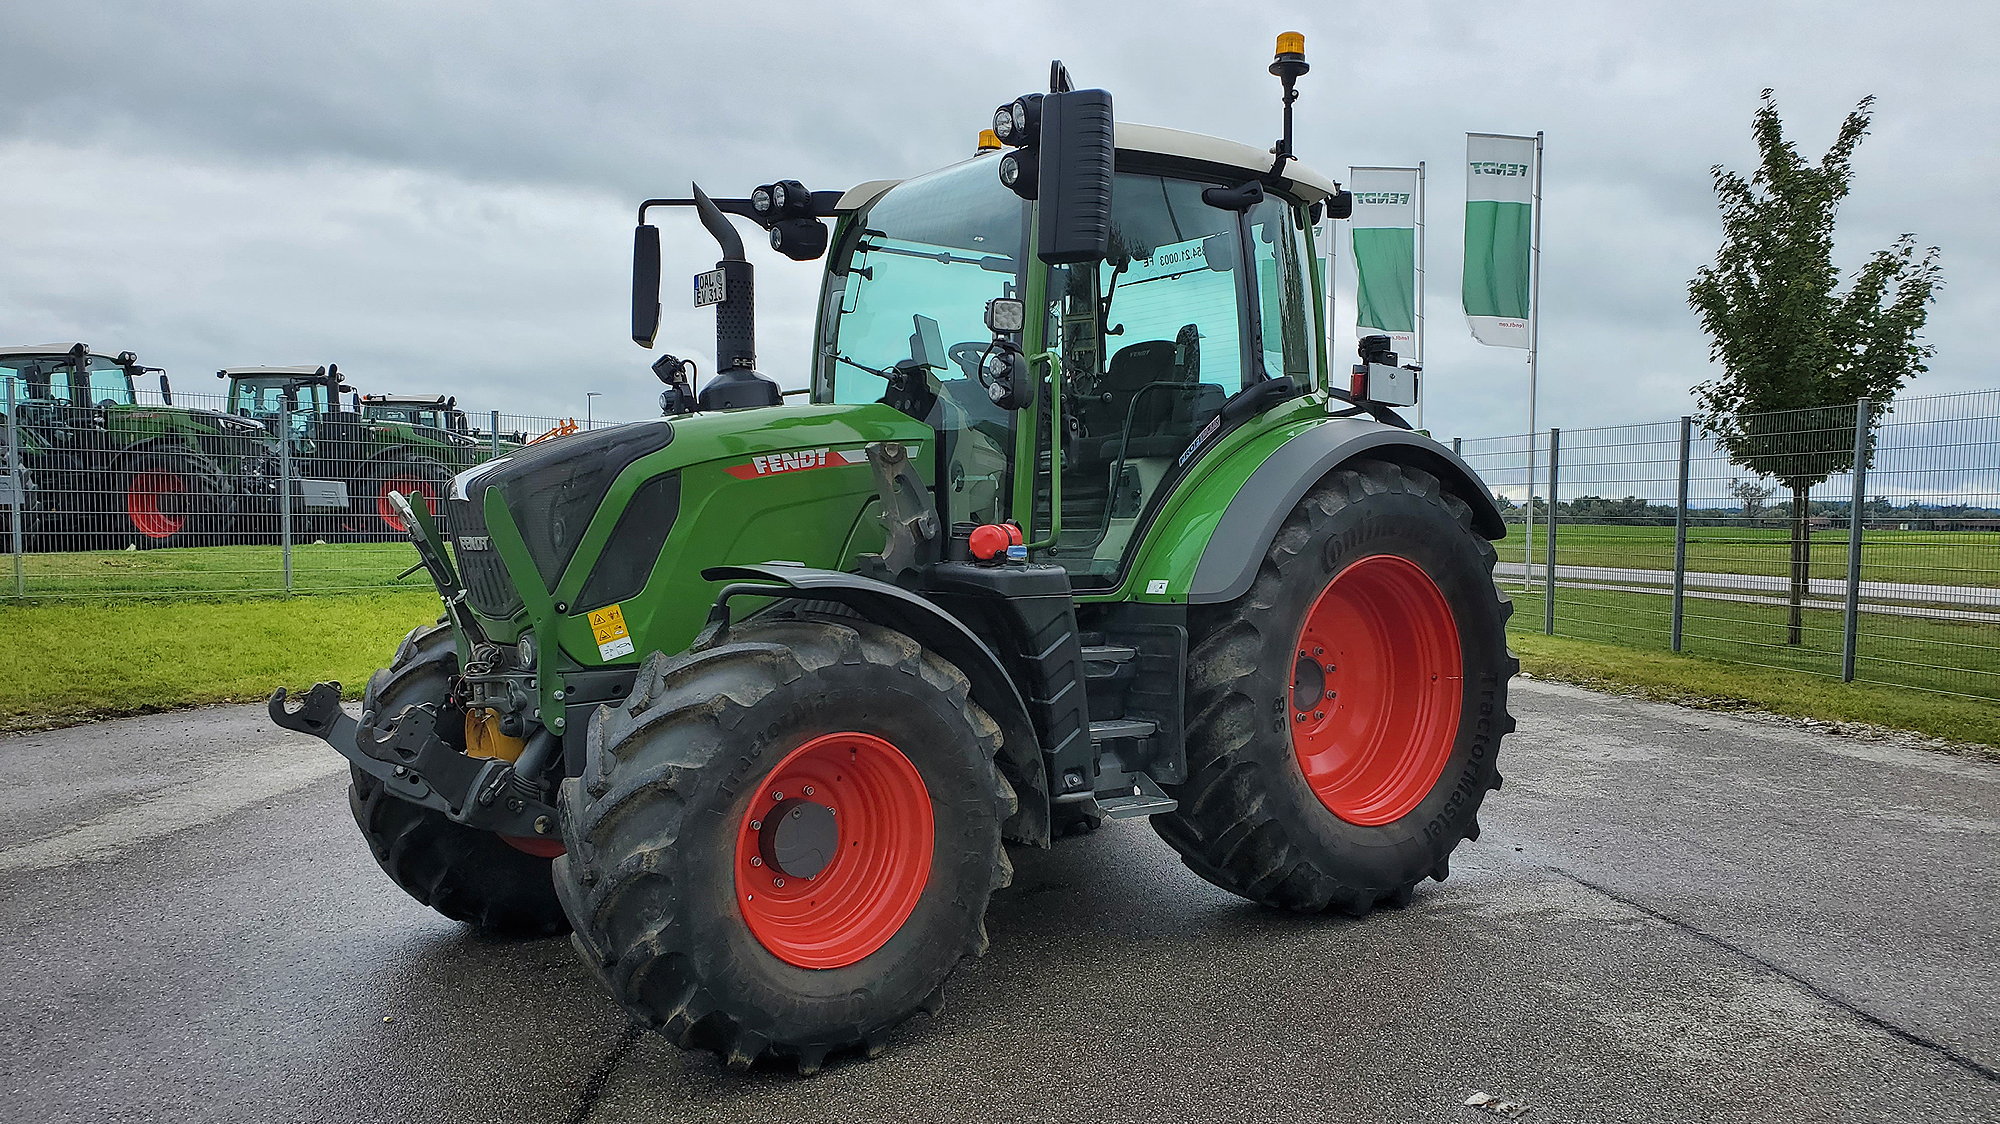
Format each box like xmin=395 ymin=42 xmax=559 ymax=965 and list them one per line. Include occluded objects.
xmin=751 ymin=186 xmax=773 ymax=215
xmin=991 ymin=104 xmax=1015 ymax=143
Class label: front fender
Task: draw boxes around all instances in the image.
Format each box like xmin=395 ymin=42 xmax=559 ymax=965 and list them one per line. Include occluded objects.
xmin=703 ymin=563 xmax=1051 ymax=846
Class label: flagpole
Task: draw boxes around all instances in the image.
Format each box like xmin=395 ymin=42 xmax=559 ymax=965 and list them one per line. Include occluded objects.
xmin=1414 ymin=160 xmax=1427 ymax=430
xmin=1523 ymin=131 xmax=1545 ymax=589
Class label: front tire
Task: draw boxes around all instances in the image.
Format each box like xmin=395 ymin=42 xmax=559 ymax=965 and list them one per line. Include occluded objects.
xmin=555 ymin=617 xmax=1014 ymax=1073
xmin=1152 ymin=459 xmax=1516 ymax=913
xmin=348 ymin=624 xmax=570 ymax=937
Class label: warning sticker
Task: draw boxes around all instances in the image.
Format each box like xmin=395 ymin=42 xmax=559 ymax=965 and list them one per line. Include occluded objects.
xmin=588 ymin=604 xmax=635 ymax=660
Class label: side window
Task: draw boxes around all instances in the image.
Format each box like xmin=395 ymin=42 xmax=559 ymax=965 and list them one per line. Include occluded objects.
xmin=1039 ymin=174 xmax=1252 ymax=587
xmin=1250 ymin=196 xmax=1317 ymax=386
xmin=85 ymin=361 xmax=133 ymax=406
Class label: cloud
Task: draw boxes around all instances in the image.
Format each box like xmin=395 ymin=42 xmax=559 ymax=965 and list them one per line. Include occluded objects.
xmin=1 ymin=0 xmax=1994 ymax=442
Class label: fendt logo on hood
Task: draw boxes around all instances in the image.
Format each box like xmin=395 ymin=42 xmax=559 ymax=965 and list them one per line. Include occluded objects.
xmin=724 ymin=447 xmax=872 ymax=480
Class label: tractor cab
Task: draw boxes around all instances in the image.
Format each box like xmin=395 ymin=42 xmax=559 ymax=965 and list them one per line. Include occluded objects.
xmin=360 ymin=393 xmax=463 ymax=433
xmin=813 ymin=125 xmax=1335 ymax=589
xmin=221 ymin=365 xmax=354 ymax=442
xmin=1 ymin=343 xmax=149 ymax=419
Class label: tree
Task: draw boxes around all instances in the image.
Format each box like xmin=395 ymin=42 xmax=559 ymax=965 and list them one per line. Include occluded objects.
xmin=1688 ymin=90 xmax=1941 ymax=644
xmin=1727 ymin=478 xmax=1775 ymax=528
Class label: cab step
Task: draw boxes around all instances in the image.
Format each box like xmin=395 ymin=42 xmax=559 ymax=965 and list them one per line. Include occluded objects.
xmin=1095 ymin=772 xmax=1179 ymax=819
xmin=1088 ymin=717 xmax=1156 ymax=742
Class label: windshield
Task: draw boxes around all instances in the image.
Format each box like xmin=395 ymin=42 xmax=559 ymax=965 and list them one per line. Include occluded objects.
xmin=0 ymin=354 xmax=130 ymax=406
xmin=364 ymin=404 xmax=448 ymax=429
xmin=820 ymin=157 xmax=1025 ymax=526
xmin=231 ymin=376 xmax=327 ymax=417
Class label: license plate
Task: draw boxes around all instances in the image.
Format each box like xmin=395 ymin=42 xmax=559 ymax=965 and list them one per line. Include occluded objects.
xmin=694 ymin=269 xmax=726 ymax=307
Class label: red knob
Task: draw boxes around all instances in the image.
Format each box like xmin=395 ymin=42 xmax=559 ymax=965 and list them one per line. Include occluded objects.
xmin=969 ymin=524 xmax=1011 ymax=561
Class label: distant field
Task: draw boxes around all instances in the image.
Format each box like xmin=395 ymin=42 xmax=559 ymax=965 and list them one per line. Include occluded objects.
xmin=1496 ymin=523 xmax=2000 ymax=589
xmin=1504 ymin=583 xmax=2000 ymax=703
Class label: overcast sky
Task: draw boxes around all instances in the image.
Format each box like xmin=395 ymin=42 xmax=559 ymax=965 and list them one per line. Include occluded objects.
xmin=3 ymin=0 xmax=1994 ymax=443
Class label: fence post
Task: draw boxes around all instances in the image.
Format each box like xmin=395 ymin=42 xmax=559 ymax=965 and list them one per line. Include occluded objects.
xmin=6 ymin=379 xmax=22 ymax=599
xmin=1543 ymin=427 xmax=1559 ymax=635
xmin=279 ymin=405 xmax=293 ymax=597
xmin=1842 ymin=397 xmax=1870 ymax=682
xmin=1451 ymin=436 xmax=1461 ymax=456
xmin=1671 ymin=416 xmax=1691 ymax=653
xmin=490 ymin=410 xmax=501 ymax=457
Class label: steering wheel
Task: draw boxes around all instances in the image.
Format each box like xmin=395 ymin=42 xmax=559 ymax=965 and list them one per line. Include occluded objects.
xmin=948 ymin=341 xmax=991 ymax=381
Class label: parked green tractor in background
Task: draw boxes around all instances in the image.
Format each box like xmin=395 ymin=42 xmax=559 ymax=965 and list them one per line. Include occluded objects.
xmin=274 ymin=37 xmax=1516 ymax=1073
xmin=2 ymin=343 xmax=276 ymax=548
xmin=222 ymin=367 xmax=486 ymax=537
xmin=358 ymin=393 xmax=524 ymax=470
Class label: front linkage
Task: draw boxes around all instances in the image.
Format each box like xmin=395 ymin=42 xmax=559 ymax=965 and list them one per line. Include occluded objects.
xmin=269 ymin=490 xmax=561 ymax=843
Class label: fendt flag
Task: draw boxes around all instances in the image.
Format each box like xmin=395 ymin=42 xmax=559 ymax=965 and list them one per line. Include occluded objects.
xmin=1350 ymin=166 xmax=1421 ymax=352
xmin=1463 ymin=133 xmax=1538 ymax=348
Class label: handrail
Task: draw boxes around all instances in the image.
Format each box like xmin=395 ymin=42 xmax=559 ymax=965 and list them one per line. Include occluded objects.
xmin=1023 ymin=350 xmax=1064 ymax=551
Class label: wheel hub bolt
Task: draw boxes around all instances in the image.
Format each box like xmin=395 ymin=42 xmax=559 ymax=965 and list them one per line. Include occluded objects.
xmin=773 ymin=878 xmax=785 ymax=888
xmin=749 ymin=819 xmax=762 ymax=830
xmin=749 ymin=855 xmax=763 ymax=867
xmin=802 ymin=786 xmax=814 ymax=796
xmin=771 ymin=791 xmax=784 ymax=801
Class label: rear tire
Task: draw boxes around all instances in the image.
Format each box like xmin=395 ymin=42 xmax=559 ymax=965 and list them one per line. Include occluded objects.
xmin=348 ymin=624 xmax=570 ymax=937
xmin=120 ymin=451 xmax=225 ymax=548
xmin=555 ymin=617 xmax=1014 ymax=1073
xmin=1151 ymin=459 xmax=1516 ymax=913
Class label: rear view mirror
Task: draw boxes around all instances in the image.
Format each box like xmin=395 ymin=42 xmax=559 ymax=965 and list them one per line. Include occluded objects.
xmin=632 ymin=224 xmax=662 ymax=347
xmin=158 ymin=373 xmax=173 ymax=405
xmin=1034 ymin=88 xmax=1115 ymax=265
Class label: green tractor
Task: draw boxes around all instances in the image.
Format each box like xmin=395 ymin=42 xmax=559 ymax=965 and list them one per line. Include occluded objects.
xmin=221 ymin=366 xmax=474 ymax=537
xmin=273 ymin=40 xmax=1516 ymax=1072
xmin=358 ymin=393 xmax=524 ymax=469
xmin=1 ymin=343 xmax=276 ymax=548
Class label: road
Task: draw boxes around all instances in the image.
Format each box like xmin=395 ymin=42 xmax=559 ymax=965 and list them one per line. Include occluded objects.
xmin=1494 ymin=560 xmax=2000 ymax=611
xmin=2 ymin=685 xmax=1996 ymax=1123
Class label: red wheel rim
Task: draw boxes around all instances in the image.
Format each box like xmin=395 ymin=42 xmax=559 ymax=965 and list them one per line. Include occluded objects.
xmin=378 ymin=475 xmax=436 ymax=533
xmin=1290 ymin=554 xmax=1463 ymax=826
xmin=500 ymin=835 xmax=566 ymax=858
xmin=127 ymin=471 xmax=187 ymax=539
xmin=735 ymin=732 xmax=933 ymax=969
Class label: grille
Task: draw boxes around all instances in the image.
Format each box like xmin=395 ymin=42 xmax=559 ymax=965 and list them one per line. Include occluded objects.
xmin=450 ymin=496 xmax=523 ymax=619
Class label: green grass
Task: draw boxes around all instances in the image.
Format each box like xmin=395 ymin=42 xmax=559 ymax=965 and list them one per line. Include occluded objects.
xmin=1508 ymin=630 xmax=2000 ymax=753
xmin=0 ymin=590 xmax=439 ymax=731
xmin=1496 ymin=523 xmax=2000 ymax=589
xmin=0 ymin=541 xmax=419 ymax=598
xmin=1503 ymin=582 xmax=1999 ymax=700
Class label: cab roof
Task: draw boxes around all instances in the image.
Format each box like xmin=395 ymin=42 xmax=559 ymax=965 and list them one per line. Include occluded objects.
xmin=835 ymin=121 xmax=1340 ymax=211
xmin=218 ymin=366 xmax=327 ymax=377
xmin=362 ymin=394 xmax=452 ymax=407
xmin=0 ymin=344 xmax=104 ymax=360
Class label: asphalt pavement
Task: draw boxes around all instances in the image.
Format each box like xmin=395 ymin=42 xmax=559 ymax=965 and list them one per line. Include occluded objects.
xmin=2 ymin=682 xmax=1996 ymax=1123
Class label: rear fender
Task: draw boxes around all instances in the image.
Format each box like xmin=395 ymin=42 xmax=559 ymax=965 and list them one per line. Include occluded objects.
xmin=1185 ymin=422 xmax=1506 ymax=604
xmin=703 ymin=563 xmax=1051 ymax=846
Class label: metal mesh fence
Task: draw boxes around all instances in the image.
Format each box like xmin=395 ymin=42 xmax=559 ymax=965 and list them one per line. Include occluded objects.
xmin=1 ymin=383 xmax=593 ymax=600
xmin=7 ymin=375 xmax=1997 ymax=701
xmin=1457 ymin=389 xmax=2000 ymax=702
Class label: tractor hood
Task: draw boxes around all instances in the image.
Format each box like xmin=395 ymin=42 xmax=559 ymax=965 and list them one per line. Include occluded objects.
xmin=445 ymin=401 xmax=930 ymax=659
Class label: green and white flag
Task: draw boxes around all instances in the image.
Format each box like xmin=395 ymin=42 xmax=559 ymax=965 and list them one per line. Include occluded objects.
xmin=1349 ymin=166 xmax=1420 ymax=353
xmin=1463 ymin=133 xmax=1537 ymax=349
